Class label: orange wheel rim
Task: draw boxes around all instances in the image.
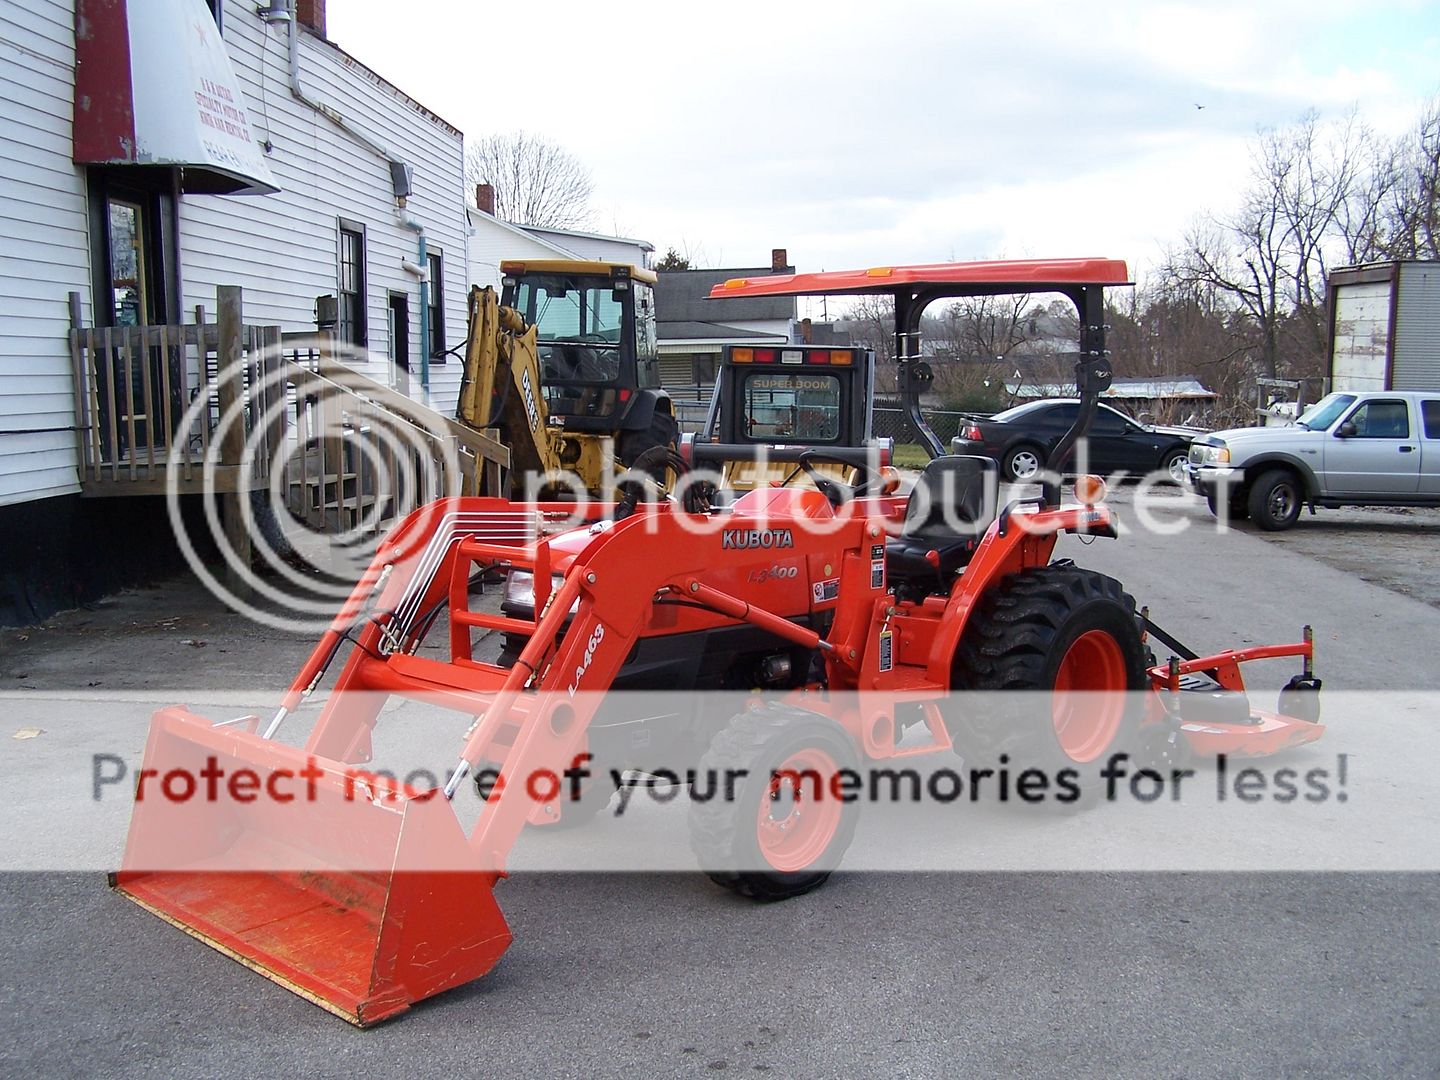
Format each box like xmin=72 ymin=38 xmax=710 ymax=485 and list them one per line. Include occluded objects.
xmin=757 ymin=748 xmax=842 ymax=873
xmin=1052 ymin=629 xmax=1127 ymax=762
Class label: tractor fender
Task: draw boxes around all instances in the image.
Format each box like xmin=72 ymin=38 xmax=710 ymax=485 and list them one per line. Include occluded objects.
xmin=1238 ymin=453 xmax=1321 ymax=498
xmin=618 ymin=389 xmax=673 ymax=431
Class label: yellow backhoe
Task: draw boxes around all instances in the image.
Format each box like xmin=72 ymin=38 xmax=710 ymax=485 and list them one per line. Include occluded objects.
xmin=456 ymin=259 xmax=677 ymax=495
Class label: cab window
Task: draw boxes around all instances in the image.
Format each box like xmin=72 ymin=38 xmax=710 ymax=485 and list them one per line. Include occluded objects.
xmin=1421 ymin=400 xmax=1440 ymax=439
xmin=1091 ymin=407 xmax=1133 ymax=435
xmin=742 ymin=373 xmax=842 ymax=441
xmin=513 ymin=275 xmax=623 ymax=384
xmin=1345 ymin=399 xmax=1410 ymax=439
xmin=633 ymin=282 xmax=659 ymax=389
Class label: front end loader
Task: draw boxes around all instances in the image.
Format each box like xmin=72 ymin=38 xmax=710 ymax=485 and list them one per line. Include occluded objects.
xmin=114 ymin=259 xmax=1324 ymax=1025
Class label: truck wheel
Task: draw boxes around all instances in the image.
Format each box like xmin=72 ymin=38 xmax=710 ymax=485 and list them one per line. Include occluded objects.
xmin=1204 ymin=490 xmax=1249 ymax=521
xmin=1247 ymin=469 xmax=1302 ymax=531
xmin=689 ymin=705 xmax=860 ymax=901
xmin=1002 ymin=444 xmax=1045 ymax=482
xmin=618 ymin=408 xmax=679 ymax=483
xmin=949 ymin=566 xmax=1146 ymax=810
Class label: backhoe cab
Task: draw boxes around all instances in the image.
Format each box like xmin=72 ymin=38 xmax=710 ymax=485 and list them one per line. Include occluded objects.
xmin=456 ymin=259 xmax=677 ymax=495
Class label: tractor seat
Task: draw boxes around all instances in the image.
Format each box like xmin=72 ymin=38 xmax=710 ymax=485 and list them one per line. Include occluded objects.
xmin=886 ymin=456 xmax=999 ymax=585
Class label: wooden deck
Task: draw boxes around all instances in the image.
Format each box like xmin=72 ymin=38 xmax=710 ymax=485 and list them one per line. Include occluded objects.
xmin=69 ymin=286 xmax=510 ymax=540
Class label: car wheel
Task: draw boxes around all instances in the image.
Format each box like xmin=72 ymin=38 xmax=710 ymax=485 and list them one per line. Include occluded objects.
xmin=1247 ymin=469 xmax=1303 ymax=531
xmin=1003 ymin=444 xmax=1044 ymax=482
xmin=1162 ymin=449 xmax=1189 ymax=485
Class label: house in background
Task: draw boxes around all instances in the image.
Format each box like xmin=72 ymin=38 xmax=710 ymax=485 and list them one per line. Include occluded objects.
xmin=466 ymin=183 xmax=653 ymax=291
xmin=0 ymin=0 xmax=471 ymax=622
xmin=654 ymin=249 xmax=799 ymax=393
xmin=1012 ymin=375 xmax=1218 ymax=424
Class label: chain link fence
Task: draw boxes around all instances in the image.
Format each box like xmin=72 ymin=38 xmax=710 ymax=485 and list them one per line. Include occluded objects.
xmin=871 ymin=408 xmax=977 ymax=445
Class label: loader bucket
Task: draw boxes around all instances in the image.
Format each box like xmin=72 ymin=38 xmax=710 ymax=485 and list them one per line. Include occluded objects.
xmin=112 ymin=708 xmax=511 ymax=1026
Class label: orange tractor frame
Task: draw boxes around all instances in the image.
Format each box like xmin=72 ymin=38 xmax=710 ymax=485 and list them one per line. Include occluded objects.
xmin=113 ymin=259 xmax=1323 ymax=1025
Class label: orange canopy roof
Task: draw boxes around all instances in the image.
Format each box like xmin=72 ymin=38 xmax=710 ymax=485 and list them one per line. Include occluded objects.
xmin=708 ymin=258 xmax=1130 ymax=299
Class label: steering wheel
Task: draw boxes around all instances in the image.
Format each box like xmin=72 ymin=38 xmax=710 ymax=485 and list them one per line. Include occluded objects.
xmin=779 ymin=450 xmax=885 ymax=507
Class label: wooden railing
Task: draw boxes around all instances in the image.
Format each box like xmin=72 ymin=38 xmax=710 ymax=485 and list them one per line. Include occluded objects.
xmin=68 ymin=289 xmax=284 ymax=494
xmin=69 ymin=285 xmax=510 ymax=551
xmin=281 ymin=344 xmax=508 ymax=535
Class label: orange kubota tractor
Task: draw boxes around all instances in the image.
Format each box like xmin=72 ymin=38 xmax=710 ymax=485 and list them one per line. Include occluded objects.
xmin=113 ymin=259 xmax=1323 ymax=1025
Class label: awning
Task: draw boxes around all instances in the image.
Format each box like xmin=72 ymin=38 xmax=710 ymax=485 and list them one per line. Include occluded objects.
xmin=74 ymin=0 xmax=279 ymax=195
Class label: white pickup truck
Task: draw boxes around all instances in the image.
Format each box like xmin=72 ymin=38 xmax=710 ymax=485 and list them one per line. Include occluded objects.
xmin=1186 ymin=391 xmax=1440 ymax=530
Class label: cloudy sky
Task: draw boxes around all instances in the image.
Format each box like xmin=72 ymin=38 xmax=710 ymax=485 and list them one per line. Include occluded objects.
xmin=328 ymin=1 xmax=1437 ymax=280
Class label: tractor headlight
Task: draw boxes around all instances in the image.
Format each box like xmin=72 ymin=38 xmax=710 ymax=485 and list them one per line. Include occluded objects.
xmin=1191 ymin=442 xmax=1231 ymax=466
xmin=504 ymin=570 xmax=574 ymax=613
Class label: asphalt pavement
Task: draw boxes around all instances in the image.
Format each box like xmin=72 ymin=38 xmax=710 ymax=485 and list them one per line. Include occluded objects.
xmin=1 ymin=487 xmax=1437 ymax=1077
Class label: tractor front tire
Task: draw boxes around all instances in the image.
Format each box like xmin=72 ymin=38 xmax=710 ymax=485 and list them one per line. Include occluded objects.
xmin=689 ymin=705 xmax=860 ymax=901
xmin=949 ymin=565 xmax=1147 ymax=811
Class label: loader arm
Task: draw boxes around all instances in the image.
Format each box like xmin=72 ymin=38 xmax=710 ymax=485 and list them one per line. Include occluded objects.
xmin=456 ymin=285 xmax=563 ymax=478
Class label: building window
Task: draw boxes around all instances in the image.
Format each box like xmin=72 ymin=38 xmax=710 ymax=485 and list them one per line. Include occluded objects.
xmin=338 ymin=220 xmax=367 ymax=347
xmin=427 ymin=250 xmax=445 ymax=361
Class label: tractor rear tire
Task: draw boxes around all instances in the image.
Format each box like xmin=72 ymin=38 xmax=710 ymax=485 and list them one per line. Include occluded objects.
xmin=949 ymin=565 xmax=1147 ymax=811
xmin=689 ymin=705 xmax=860 ymax=901
xmin=618 ymin=407 xmax=679 ymax=484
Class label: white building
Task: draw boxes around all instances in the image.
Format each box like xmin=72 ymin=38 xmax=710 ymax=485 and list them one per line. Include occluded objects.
xmin=466 ymin=184 xmax=653 ymax=291
xmin=0 ymin=0 xmax=471 ymax=621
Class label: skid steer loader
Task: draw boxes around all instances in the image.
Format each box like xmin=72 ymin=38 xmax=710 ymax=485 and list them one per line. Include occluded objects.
xmin=679 ymin=342 xmax=893 ymax=494
xmin=455 ymin=259 xmax=677 ymax=496
xmin=114 ymin=258 xmax=1323 ymax=1025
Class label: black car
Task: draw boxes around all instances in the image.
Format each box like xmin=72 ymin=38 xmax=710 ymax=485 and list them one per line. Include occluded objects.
xmin=951 ymin=399 xmax=1197 ymax=482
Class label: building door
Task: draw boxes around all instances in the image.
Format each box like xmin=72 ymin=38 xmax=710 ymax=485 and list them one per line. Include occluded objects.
xmin=107 ymin=198 xmax=153 ymax=327
xmin=388 ymin=292 xmax=410 ymax=395
xmin=96 ymin=187 xmax=172 ymax=459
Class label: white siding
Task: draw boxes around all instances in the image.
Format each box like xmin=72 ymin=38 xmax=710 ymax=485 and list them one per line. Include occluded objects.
xmin=466 ymin=213 xmax=572 ymax=292
xmin=0 ymin=0 xmax=91 ymax=506
xmin=521 ymin=229 xmax=651 ymax=269
xmin=0 ymin=0 xmax=473 ymax=510
xmin=177 ymin=3 xmax=470 ymax=412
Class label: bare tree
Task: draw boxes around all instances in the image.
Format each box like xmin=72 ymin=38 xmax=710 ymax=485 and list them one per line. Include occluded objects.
xmin=1164 ymin=112 xmax=1373 ymax=382
xmin=934 ymin=294 xmax=1035 ymax=362
xmin=842 ymin=294 xmax=898 ymax=392
xmin=465 ymin=131 xmax=595 ymax=229
xmin=1378 ymin=95 xmax=1440 ymax=259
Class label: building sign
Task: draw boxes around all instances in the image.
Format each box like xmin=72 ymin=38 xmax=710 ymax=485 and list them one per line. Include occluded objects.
xmin=74 ymin=0 xmax=278 ymax=195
